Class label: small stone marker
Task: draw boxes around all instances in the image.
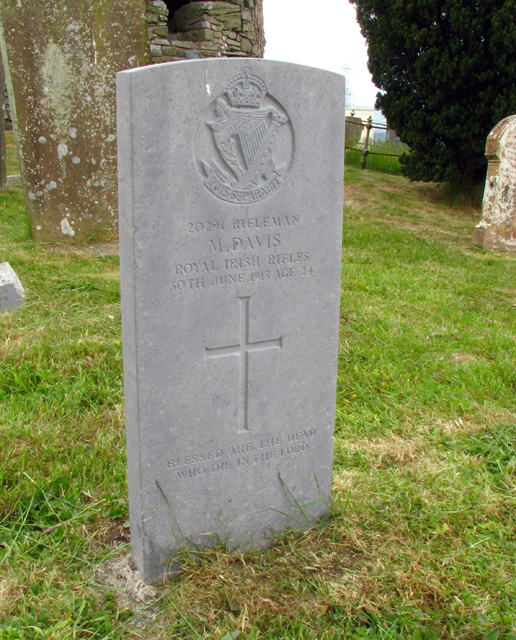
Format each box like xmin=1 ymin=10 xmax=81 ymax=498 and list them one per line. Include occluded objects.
xmin=0 ymin=262 xmax=24 ymax=312
xmin=345 ymin=116 xmax=364 ymax=148
xmin=117 ymin=59 xmax=345 ymax=584
xmin=474 ymin=115 xmax=516 ymax=251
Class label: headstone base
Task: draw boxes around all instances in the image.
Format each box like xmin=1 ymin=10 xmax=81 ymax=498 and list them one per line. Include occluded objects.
xmin=473 ymin=223 xmax=516 ymax=252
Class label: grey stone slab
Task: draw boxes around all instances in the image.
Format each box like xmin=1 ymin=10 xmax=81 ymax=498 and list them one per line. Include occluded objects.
xmin=0 ymin=284 xmax=21 ymax=312
xmin=117 ymin=58 xmax=345 ymax=584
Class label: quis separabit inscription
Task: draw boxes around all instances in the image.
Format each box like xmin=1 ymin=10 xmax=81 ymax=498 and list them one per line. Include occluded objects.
xmin=168 ymin=428 xmax=317 ymax=480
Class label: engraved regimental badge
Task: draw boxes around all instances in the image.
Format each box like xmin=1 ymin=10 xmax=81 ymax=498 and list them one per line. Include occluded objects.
xmin=196 ymin=67 xmax=294 ymax=204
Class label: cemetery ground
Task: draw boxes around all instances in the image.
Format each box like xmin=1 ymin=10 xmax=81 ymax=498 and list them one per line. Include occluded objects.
xmin=1 ymin=152 xmax=516 ymax=638
xmin=345 ymin=142 xmax=403 ymax=176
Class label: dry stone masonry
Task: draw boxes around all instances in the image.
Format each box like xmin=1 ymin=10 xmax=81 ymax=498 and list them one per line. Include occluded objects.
xmin=474 ymin=115 xmax=516 ymax=252
xmin=146 ymin=0 xmax=264 ymax=64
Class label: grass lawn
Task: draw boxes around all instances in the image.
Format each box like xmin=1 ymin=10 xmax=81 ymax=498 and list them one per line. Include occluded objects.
xmin=5 ymin=131 xmax=20 ymax=176
xmin=0 ymin=166 xmax=515 ymax=639
xmin=345 ymin=140 xmax=404 ymax=175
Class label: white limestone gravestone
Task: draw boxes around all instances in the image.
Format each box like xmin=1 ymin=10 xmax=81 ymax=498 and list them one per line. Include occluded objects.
xmin=117 ymin=59 xmax=345 ymax=584
xmin=474 ymin=115 xmax=516 ymax=252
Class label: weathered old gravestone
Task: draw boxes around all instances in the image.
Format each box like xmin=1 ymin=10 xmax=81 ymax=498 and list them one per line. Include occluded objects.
xmin=0 ymin=48 xmax=7 ymax=190
xmin=0 ymin=262 xmax=24 ymax=312
xmin=345 ymin=116 xmax=364 ymax=149
xmin=0 ymin=0 xmax=148 ymax=242
xmin=474 ymin=115 xmax=516 ymax=252
xmin=117 ymin=59 xmax=345 ymax=584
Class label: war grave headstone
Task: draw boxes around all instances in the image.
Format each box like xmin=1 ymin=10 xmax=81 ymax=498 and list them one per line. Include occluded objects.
xmin=117 ymin=59 xmax=345 ymax=584
xmin=0 ymin=262 xmax=24 ymax=312
xmin=0 ymin=0 xmax=149 ymax=242
xmin=474 ymin=115 xmax=516 ymax=252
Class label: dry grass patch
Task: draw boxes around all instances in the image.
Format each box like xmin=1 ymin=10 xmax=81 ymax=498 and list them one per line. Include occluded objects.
xmin=342 ymin=435 xmax=428 ymax=470
xmin=164 ymin=525 xmax=370 ymax=636
xmin=0 ymin=577 xmax=22 ymax=618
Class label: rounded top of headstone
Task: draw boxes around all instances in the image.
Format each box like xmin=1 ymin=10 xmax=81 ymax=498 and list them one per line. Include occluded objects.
xmin=486 ymin=114 xmax=516 ymax=158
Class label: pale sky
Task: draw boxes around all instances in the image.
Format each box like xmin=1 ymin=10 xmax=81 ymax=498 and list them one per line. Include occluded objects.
xmin=263 ymin=0 xmax=378 ymax=108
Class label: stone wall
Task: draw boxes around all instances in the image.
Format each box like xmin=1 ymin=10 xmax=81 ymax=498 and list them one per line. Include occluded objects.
xmin=146 ymin=0 xmax=264 ymax=63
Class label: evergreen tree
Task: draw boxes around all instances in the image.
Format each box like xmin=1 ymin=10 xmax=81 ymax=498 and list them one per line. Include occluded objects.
xmin=350 ymin=0 xmax=516 ymax=183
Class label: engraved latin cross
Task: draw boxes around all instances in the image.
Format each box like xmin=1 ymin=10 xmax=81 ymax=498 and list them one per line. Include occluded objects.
xmin=205 ymin=296 xmax=283 ymax=433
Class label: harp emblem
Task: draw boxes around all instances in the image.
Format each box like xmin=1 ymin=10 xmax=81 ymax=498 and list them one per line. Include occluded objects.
xmin=196 ymin=68 xmax=294 ymax=204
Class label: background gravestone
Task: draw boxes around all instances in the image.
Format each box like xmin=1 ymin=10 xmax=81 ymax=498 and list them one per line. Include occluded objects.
xmin=474 ymin=115 xmax=516 ymax=252
xmin=0 ymin=0 xmax=149 ymax=242
xmin=345 ymin=116 xmax=364 ymax=149
xmin=0 ymin=47 xmax=6 ymax=190
xmin=117 ymin=59 xmax=345 ymax=584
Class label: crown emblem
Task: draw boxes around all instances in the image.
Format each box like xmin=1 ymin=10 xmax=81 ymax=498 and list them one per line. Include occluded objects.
xmin=225 ymin=67 xmax=267 ymax=108
xmin=196 ymin=66 xmax=294 ymax=204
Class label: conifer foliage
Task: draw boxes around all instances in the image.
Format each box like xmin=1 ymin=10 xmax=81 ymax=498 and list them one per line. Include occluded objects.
xmin=350 ymin=0 xmax=516 ymax=183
